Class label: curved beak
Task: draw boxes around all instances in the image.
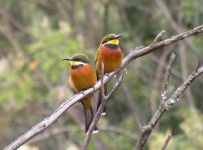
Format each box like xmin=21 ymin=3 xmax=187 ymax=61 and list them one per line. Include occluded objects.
xmin=62 ymin=57 xmax=72 ymax=61
xmin=115 ymin=34 xmax=122 ymax=39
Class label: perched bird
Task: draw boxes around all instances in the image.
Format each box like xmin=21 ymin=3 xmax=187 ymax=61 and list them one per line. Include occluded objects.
xmin=63 ymin=54 xmax=98 ymax=134
xmin=95 ymin=34 xmax=123 ymax=115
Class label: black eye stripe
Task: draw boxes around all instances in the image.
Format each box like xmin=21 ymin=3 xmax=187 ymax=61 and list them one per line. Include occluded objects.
xmin=73 ymin=58 xmax=86 ymax=63
xmin=102 ymin=38 xmax=114 ymax=44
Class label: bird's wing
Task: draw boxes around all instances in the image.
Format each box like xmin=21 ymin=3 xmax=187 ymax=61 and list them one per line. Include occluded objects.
xmin=95 ymin=46 xmax=100 ymax=64
xmin=95 ymin=46 xmax=101 ymax=80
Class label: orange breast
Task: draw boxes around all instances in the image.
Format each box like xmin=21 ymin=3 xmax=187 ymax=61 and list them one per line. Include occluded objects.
xmin=96 ymin=45 xmax=122 ymax=77
xmin=69 ymin=65 xmax=96 ymax=93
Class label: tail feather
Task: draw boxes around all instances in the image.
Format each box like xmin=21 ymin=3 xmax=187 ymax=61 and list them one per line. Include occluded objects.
xmin=84 ymin=106 xmax=99 ymax=134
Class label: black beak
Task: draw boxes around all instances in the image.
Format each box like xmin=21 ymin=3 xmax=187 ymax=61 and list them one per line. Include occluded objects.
xmin=115 ymin=34 xmax=122 ymax=39
xmin=62 ymin=57 xmax=72 ymax=61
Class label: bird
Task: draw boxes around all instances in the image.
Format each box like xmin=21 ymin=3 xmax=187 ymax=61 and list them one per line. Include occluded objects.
xmin=63 ymin=54 xmax=98 ymax=134
xmin=95 ymin=34 xmax=123 ymax=115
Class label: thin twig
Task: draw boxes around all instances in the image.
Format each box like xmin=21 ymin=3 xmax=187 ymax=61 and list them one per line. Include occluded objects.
xmin=195 ymin=59 xmax=201 ymax=72
xmin=82 ymin=61 xmax=106 ymax=149
xmin=150 ymin=50 xmax=171 ymax=113
xmin=161 ymin=53 xmax=176 ymax=102
xmin=82 ymin=70 xmax=127 ymax=150
xmin=101 ymin=62 xmax=105 ymax=100
xmin=4 ymin=25 xmax=203 ymax=150
xmin=153 ymin=30 xmax=165 ymax=43
xmin=162 ymin=134 xmax=172 ymax=150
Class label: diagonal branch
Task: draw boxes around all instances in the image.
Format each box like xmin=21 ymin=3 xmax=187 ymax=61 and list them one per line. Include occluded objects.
xmin=135 ymin=60 xmax=203 ymax=150
xmin=82 ymin=70 xmax=127 ymax=150
xmin=161 ymin=53 xmax=176 ymax=102
xmin=4 ymin=25 xmax=203 ymax=150
xmin=162 ymin=134 xmax=172 ymax=150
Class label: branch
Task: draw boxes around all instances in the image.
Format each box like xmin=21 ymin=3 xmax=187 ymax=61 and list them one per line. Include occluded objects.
xmin=150 ymin=50 xmax=172 ymax=113
xmin=4 ymin=25 xmax=203 ymax=150
xmin=82 ymin=70 xmax=127 ymax=150
xmin=162 ymin=134 xmax=172 ymax=150
xmin=152 ymin=30 xmax=165 ymax=44
xmin=135 ymin=61 xmax=203 ymax=150
xmin=179 ymin=43 xmax=195 ymax=107
xmin=161 ymin=53 xmax=176 ymax=102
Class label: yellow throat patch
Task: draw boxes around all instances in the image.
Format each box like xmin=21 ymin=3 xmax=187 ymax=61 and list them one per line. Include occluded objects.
xmin=69 ymin=61 xmax=86 ymax=66
xmin=105 ymin=39 xmax=119 ymax=45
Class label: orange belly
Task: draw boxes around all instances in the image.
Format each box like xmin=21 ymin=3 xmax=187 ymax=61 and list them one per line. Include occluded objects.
xmin=69 ymin=65 xmax=96 ymax=93
xmin=96 ymin=46 xmax=122 ymax=78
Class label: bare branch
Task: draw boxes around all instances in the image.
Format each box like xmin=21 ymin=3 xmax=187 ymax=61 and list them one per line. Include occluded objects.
xmin=4 ymin=25 xmax=203 ymax=150
xmin=82 ymin=62 xmax=105 ymax=150
xmin=195 ymin=59 xmax=202 ymax=72
xmin=82 ymin=70 xmax=127 ymax=150
xmin=150 ymin=50 xmax=171 ymax=113
xmin=162 ymin=134 xmax=172 ymax=150
xmin=106 ymin=71 xmax=127 ymax=99
xmin=101 ymin=62 xmax=105 ymax=100
xmin=179 ymin=43 xmax=195 ymax=107
xmin=135 ymin=63 xmax=203 ymax=150
xmin=161 ymin=53 xmax=176 ymax=102
xmin=166 ymin=65 xmax=203 ymax=109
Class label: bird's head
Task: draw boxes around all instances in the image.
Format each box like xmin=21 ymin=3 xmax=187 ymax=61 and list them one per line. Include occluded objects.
xmin=101 ymin=34 xmax=122 ymax=46
xmin=62 ymin=54 xmax=90 ymax=66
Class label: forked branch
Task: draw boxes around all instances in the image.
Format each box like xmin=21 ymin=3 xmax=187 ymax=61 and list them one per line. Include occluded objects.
xmin=82 ymin=63 xmax=127 ymax=150
xmin=135 ymin=57 xmax=203 ymax=150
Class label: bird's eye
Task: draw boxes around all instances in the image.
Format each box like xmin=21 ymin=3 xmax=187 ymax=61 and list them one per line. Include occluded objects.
xmin=102 ymin=38 xmax=110 ymax=44
xmin=74 ymin=58 xmax=80 ymax=62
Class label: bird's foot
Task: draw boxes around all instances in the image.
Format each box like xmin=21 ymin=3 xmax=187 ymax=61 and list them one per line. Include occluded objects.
xmin=105 ymin=73 xmax=110 ymax=77
xmin=80 ymin=90 xmax=85 ymax=95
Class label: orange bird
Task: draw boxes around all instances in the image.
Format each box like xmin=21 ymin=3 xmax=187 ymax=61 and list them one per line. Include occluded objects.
xmin=95 ymin=34 xmax=123 ymax=115
xmin=63 ymin=54 xmax=98 ymax=133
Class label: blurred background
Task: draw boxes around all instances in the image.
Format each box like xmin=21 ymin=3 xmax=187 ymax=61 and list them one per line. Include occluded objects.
xmin=0 ymin=0 xmax=203 ymax=149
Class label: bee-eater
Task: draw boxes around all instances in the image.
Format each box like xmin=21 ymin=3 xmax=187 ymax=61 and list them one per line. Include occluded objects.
xmin=63 ymin=54 xmax=98 ymax=134
xmin=95 ymin=34 xmax=123 ymax=115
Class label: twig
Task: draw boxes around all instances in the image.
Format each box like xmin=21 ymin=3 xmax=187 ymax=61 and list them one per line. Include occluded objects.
xmin=4 ymin=25 xmax=203 ymax=150
xmin=153 ymin=30 xmax=165 ymax=43
xmin=161 ymin=53 xmax=176 ymax=102
xmin=135 ymin=63 xmax=203 ymax=150
xmin=179 ymin=43 xmax=195 ymax=107
xmin=101 ymin=62 xmax=105 ymax=101
xmin=82 ymin=70 xmax=127 ymax=150
xmin=165 ymin=62 xmax=203 ymax=109
xmin=162 ymin=134 xmax=172 ymax=150
xmin=195 ymin=59 xmax=201 ymax=72
xmin=150 ymin=50 xmax=171 ymax=113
